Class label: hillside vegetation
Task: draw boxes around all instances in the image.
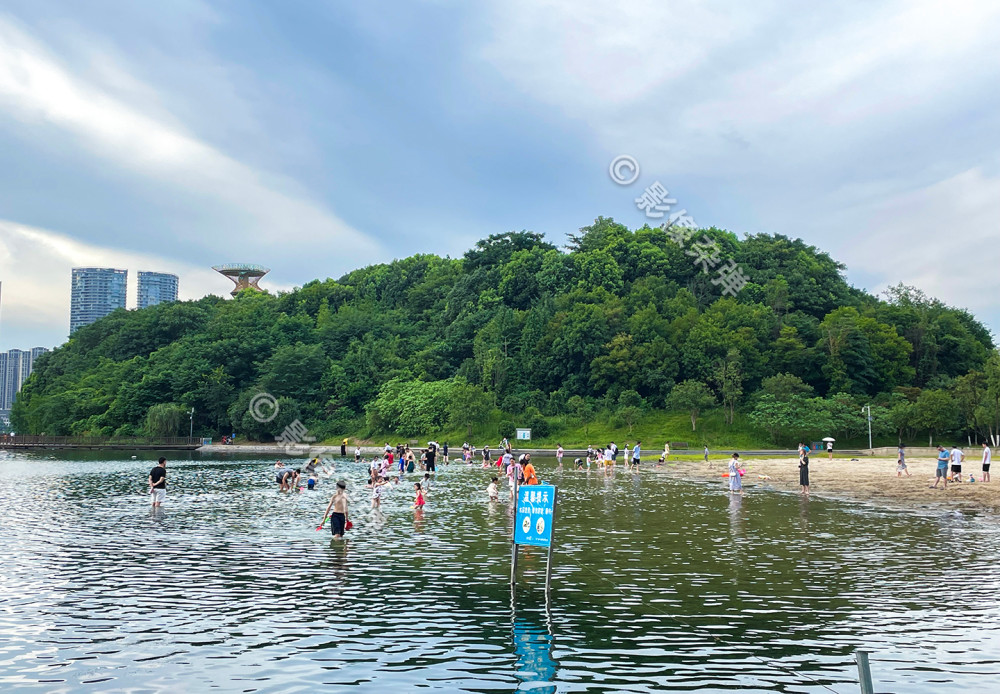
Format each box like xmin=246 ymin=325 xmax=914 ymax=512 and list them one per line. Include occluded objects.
xmin=13 ymin=219 xmax=999 ymax=448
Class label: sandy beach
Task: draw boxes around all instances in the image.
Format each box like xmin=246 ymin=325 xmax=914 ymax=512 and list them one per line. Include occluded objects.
xmin=655 ymin=455 xmax=1000 ymax=514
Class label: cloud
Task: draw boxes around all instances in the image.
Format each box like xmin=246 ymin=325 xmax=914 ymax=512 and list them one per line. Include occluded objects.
xmin=0 ymin=15 xmax=384 ymax=260
xmin=0 ymin=218 xmax=289 ymax=350
xmin=829 ymin=166 xmax=1000 ymax=332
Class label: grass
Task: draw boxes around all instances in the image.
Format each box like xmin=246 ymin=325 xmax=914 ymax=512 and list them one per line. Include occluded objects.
xmin=322 ymin=407 xmax=891 ymax=451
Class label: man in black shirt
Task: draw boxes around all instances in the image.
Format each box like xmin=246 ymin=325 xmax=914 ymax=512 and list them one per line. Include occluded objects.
xmin=149 ymin=457 xmax=167 ymax=507
xmin=426 ymin=442 xmax=437 ymax=474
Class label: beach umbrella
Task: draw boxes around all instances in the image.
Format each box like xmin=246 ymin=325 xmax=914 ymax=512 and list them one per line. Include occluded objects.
xmin=822 ymin=437 xmax=835 ymax=442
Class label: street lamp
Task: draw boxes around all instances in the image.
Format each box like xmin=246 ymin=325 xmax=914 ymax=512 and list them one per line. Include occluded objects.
xmin=862 ymin=405 xmax=872 ymax=450
xmin=189 ymin=407 xmax=195 ymax=440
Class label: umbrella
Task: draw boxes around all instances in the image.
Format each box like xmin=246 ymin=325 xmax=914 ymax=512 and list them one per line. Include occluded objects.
xmin=822 ymin=437 xmax=836 ymax=442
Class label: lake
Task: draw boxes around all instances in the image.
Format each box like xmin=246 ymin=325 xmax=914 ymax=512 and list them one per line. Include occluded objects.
xmin=0 ymin=452 xmax=998 ymax=693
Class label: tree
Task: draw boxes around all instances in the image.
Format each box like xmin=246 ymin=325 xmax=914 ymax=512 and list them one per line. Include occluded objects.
xmin=977 ymin=353 xmax=1000 ymax=445
xmin=448 ymin=380 xmax=492 ymax=438
xmin=145 ymin=403 xmax=186 ymax=437
xmin=712 ymin=348 xmax=743 ymax=425
xmin=567 ymin=395 xmax=596 ymax=438
xmin=913 ymin=389 xmax=958 ymax=446
xmin=667 ymin=380 xmax=716 ymax=431
xmin=617 ymin=389 xmax=644 ymax=434
xmin=760 ymin=373 xmax=813 ymax=400
xmin=888 ymin=393 xmax=916 ymax=443
xmin=748 ymin=394 xmax=831 ymax=445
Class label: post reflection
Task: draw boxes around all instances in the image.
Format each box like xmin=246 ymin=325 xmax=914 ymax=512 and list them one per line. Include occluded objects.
xmin=511 ymin=607 xmax=558 ymax=693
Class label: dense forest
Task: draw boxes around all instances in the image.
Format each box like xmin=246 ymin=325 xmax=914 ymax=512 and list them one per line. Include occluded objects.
xmin=13 ymin=219 xmax=1000 ymax=447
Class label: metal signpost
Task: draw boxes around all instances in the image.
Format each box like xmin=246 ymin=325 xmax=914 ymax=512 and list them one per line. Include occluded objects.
xmin=511 ymin=482 xmax=558 ymax=595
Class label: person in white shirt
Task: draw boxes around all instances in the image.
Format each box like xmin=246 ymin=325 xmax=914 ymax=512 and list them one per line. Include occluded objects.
xmin=556 ymin=444 xmax=564 ymax=470
xmin=950 ymin=446 xmax=965 ymax=482
xmin=982 ymin=443 xmax=992 ymax=483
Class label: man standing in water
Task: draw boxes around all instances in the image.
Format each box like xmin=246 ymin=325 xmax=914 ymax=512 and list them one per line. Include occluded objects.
xmin=148 ymin=457 xmax=167 ymax=507
xmin=426 ymin=441 xmax=438 ymax=475
xmin=631 ymin=441 xmax=641 ymax=471
xmin=322 ymin=480 xmax=350 ymax=539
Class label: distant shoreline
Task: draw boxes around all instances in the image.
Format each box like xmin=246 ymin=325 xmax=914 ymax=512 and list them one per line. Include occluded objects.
xmin=651 ymin=456 xmax=1000 ymax=514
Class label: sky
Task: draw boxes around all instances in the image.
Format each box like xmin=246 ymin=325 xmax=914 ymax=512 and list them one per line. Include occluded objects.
xmin=0 ymin=0 xmax=998 ymax=350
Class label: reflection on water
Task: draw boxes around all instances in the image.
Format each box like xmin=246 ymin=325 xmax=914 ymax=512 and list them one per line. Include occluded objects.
xmin=512 ymin=610 xmax=557 ymax=693
xmin=0 ymin=451 xmax=999 ymax=692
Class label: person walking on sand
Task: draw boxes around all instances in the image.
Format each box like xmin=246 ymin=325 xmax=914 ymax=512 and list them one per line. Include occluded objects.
xmin=826 ymin=439 xmax=834 ymax=460
xmin=704 ymin=445 xmax=709 ymax=463
xmin=950 ymin=445 xmax=964 ymax=482
xmin=322 ymin=480 xmax=350 ymax=539
xmin=897 ymin=444 xmax=911 ymax=477
xmin=148 ymin=457 xmax=167 ymax=507
xmin=798 ymin=448 xmax=810 ymax=496
xmin=982 ymin=442 xmax=992 ymax=483
xmin=728 ymin=453 xmax=742 ymax=495
xmin=931 ymin=446 xmax=949 ymax=489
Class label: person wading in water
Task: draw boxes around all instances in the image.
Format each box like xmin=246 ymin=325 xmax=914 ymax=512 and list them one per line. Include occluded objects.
xmin=322 ymin=480 xmax=350 ymax=539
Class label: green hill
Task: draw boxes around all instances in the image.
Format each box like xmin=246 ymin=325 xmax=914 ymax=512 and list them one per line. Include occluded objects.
xmin=13 ymin=219 xmax=999 ymax=449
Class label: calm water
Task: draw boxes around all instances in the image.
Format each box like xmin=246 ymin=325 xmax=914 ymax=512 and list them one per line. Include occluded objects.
xmin=1 ymin=452 xmax=999 ymax=693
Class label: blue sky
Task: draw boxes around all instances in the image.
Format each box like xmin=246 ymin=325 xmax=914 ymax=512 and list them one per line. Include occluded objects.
xmin=1 ymin=0 xmax=999 ymax=349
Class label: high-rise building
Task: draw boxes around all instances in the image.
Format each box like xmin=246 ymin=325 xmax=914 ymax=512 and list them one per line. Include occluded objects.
xmin=0 ymin=346 xmax=49 ymax=414
xmin=137 ymin=271 xmax=179 ymax=309
xmin=70 ymin=267 xmax=127 ymax=334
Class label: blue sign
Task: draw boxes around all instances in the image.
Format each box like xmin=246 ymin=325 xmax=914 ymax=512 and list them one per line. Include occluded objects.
xmin=514 ymin=484 xmax=556 ymax=547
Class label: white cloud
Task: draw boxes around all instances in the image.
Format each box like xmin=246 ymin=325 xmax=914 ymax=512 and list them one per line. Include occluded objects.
xmin=830 ymin=167 xmax=1000 ymax=328
xmin=0 ymin=16 xmax=383 ymax=259
xmin=0 ymin=218 xmax=288 ymax=350
xmin=479 ymin=0 xmax=768 ymax=111
xmin=480 ymin=0 xmax=1000 ymax=175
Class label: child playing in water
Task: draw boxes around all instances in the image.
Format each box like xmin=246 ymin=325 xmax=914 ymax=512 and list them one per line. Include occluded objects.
xmin=413 ymin=483 xmax=425 ymax=509
xmin=372 ymin=476 xmax=386 ymax=508
xmin=487 ymin=477 xmax=499 ymax=501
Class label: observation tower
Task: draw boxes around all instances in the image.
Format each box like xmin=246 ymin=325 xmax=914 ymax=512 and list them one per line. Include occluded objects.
xmin=212 ymin=264 xmax=270 ymax=296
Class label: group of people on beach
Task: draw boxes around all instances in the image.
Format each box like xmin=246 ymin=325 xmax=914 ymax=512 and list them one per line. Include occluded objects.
xmin=926 ymin=442 xmax=992 ymax=489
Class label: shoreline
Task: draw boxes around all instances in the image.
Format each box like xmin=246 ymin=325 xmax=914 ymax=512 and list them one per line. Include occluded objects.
xmin=649 ymin=456 xmax=1000 ymax=515
xmin=194 ymin=444 xmax=1000 ymax=514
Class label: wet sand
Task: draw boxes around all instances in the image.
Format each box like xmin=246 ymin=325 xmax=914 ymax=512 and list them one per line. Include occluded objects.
xmin=653 ymin=455 xmax=1000 ymax=514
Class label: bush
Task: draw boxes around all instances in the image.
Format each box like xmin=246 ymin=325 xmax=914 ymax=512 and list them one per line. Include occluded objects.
xmin=500 ymin=394 xmax=524 ymax=413
xmin=528 ymin=414 xmax=550 ymax=438
xmin=498 ymin=420 xmax=515 ymax=439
